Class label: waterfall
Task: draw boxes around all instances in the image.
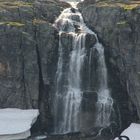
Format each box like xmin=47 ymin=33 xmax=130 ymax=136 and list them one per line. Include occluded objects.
xmin=53 ymin=33 xmax=86 ymax=133
xmin=94 ymin=43 xmax=113 ymax=127
xmin=52 ymin=0 xmax=113 ymax=134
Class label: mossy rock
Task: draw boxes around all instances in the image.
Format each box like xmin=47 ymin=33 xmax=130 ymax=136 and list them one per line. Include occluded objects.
xmin=121 ymin=4 xmax=138 ymax=10
xmin=0 ymin=0 xmax=33 ymax=10
xmin=0 ymin=21 xmax=25 ymax=27
xmin=95 ymin=1 xmax=140 ymax=10
xmin=32 ymin=19 xmax=47 ymax=25
xmin=116 ymin=21 xmax=128 ymax=26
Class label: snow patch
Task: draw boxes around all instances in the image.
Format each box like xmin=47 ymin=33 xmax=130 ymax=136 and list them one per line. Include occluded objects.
xmin=0 ymin=130 xmax=30 ymax=140
xmin=0 ymin=108 xmax=39 ymax=140
xmin=114 ymin=123 xmax=140 ymax=140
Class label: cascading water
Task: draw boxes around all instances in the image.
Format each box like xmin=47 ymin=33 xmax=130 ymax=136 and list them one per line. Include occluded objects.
xmin=52 ymin=0 xmax=113 ymax=134
xmin=94 ymin=43 xmax=113 ymax=127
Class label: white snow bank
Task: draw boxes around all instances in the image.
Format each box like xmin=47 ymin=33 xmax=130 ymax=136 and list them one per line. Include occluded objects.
xmin=0 ymin=130 xmax=30 ymax=140
xmin=0 ymin=108 xmax=39 ymax=140
xmin=114 ymin=123 xmax=140 ymax=140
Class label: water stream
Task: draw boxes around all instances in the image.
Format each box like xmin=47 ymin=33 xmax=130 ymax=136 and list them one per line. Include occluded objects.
xmin=52 ymin=0 xmax=113 ymax=134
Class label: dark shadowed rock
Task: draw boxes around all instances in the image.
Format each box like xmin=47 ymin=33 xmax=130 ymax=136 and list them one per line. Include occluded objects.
xmin=80 ymin=91 xmax=97 ymax=133
xmin=85 ymin=33 xmax=97 ymax=48
xmin=78 ymin=0 xmax=140 ymax=134
xmin=0 ymin=0 xmax=69 ymax=132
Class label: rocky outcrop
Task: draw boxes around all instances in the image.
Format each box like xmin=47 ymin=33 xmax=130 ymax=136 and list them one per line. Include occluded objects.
xmin=78 ymin=0 xmax=140 ymax=134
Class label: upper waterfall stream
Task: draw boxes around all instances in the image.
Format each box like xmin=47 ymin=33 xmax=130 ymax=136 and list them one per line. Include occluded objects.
xmin=52 ymin=0 xmax=114 ymax=134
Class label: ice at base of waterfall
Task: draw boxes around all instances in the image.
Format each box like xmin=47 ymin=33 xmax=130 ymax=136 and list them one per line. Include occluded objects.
xmin=0 ymin=108 xmax=39 ymax=140
xmin=114 ymin=123 xmax=140 ymax=140
xmin=0 ymin=130 xmax=30 ymax=140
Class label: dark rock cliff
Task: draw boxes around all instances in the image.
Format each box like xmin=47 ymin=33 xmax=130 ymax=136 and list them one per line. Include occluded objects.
xmin=78 ymin=0 xmax=140 ymax=134
xmin=0 ymin=0 xmax=70 ymax=131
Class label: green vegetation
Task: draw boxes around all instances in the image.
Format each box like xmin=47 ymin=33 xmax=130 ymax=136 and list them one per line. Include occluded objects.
xmin=120 ymin=4 xmax=138 ymax=10
xmin=0 ymin=0 xmax=33 ymax=9
xmin=95 ymin=2 xmax=115 ymax=7
xmin=117 ymin=21 xmax=127 ymax=25
xmin=33 ymin=19 xmax=47 ymax=25
xmin=95 ymin=1 xmax=140 ymax=10
xmin=0 ymin=21 xmax=25 ymax=27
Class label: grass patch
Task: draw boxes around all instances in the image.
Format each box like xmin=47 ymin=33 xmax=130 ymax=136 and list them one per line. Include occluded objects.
xmin=117 ymin=21 xmax=127 ymax=25
xmin=0 ymin=0 xmax=33 ymax=9
xmin=120 ymin=4 xmax=138 ymax=10
xmin=33 ymin=19 xmax=47 ymax=25
xmin=0 ymin=21 xmax=25 ymax=27
xmin=95 ymin=1 xmax=139 ymax=10
xmin=95 ymin=2 xmax=115 ymax=7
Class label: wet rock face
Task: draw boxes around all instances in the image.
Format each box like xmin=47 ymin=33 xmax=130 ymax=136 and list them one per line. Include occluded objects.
xmin=78 ymin=0 xmax=140 ymax=132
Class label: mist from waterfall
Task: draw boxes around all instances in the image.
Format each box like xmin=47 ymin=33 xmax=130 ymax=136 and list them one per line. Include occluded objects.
xmin=52 ymin=0 xmax=113 ymax=134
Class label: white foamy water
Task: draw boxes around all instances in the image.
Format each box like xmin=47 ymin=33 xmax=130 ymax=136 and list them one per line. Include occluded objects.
xmin=53 ymin=0 xmax=113 ymax=134
xmin=60 ymin=0 xmax=84 ymax=8
xmin=94 ymin=43 xmax=113 ymax=127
